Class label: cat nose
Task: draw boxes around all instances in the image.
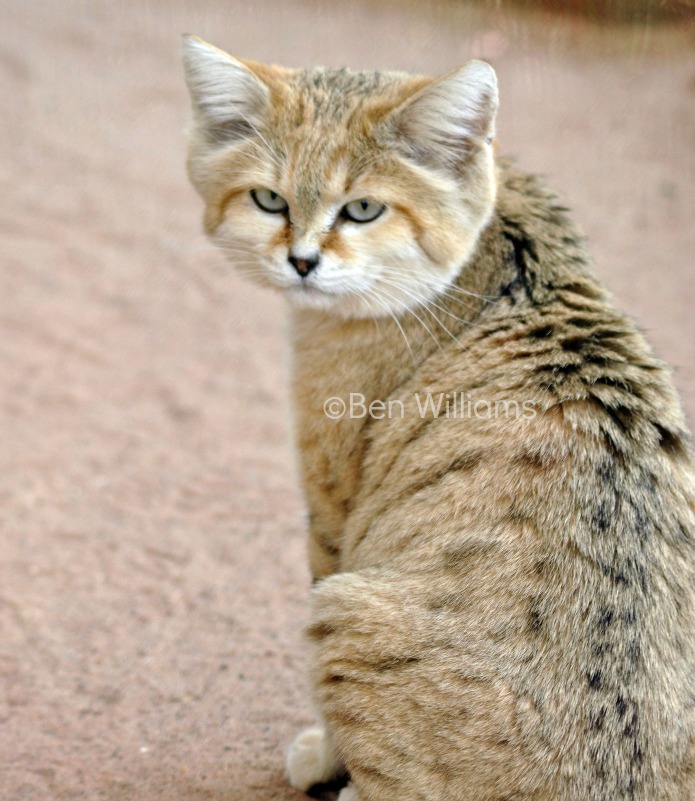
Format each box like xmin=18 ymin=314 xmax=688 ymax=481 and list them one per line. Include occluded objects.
xmin=288 ymin=253 xmax=320 ymax=277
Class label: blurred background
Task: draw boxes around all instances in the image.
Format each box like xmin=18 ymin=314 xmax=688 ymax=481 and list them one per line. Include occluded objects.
xmin=1 ymin=1 xmax=693 ymax=799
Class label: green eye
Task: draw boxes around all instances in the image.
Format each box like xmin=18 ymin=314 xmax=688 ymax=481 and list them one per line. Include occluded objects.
xmin=342 ymin=198 xmax=385 ymax=223
xmin=251 ymin=188 xmax=289 ymax=213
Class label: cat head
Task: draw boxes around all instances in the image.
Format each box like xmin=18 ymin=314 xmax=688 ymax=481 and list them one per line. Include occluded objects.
xmin=182 ymin=36 xmax=498 ymax=319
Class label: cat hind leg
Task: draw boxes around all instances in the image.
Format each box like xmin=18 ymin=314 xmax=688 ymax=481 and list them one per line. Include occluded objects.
xmin=306 ymin=570 xmax=541 ymax=801
xmin=287 ymin=726 xmax=344 ymax=792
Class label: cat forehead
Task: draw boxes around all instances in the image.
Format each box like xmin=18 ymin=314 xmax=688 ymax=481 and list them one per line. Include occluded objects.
xmin=278 ymin=132 xmax=356 ymax=219
xmin=273 ymin=66 xmax=423 ymax=128
xmin=294 ymin=67 xmax=409 ymax=102
xmin=263 ymin=69 xmax=418 ymax=208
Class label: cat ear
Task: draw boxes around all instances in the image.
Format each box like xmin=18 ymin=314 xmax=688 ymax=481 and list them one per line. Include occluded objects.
xmin=394 ymin=60 xmax=498 ymax=168
xmin=182 ymin=35 xmax=270 ymax=144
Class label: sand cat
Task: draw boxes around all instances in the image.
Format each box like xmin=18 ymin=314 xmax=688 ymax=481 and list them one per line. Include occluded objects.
xmin=182 ymin=35 xmax=695 ymax=801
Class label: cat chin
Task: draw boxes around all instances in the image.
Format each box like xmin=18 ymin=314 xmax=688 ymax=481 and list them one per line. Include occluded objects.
xmin=284 ymin=284 xmax=338 ymax=306
xmin=282 ymin=282 xmax=418 ymax=320
xmin=283 ymin=288 xmax=435 ymax=322
xmin=283 ymin=284 xmax=372 ymax=319
xmin=280 ymin=276 xmax=459 ymax=321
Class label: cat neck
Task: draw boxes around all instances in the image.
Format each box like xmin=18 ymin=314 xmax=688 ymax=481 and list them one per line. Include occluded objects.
xmin=288 ymin=212 xmax=498 ymax=403
xmin=289 ymin=163 xmax=599 ymax=421
xmin=288 ymin=278 xmax=485 ymax=409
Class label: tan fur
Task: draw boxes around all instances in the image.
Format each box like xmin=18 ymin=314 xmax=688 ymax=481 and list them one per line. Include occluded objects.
xmin=183 ymin=37 xmax=695 ymax=801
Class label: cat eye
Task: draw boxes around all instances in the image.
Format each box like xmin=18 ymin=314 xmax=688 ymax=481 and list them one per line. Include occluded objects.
xmin=342 ymin=199 xmax=385 ymax=224
xmin=251 ymin=188 xmax=289 ymax=213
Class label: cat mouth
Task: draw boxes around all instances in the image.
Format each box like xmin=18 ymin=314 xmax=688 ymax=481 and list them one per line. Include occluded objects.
xmin=285 ymin=278 xmax=342 ymax=297
xmin=282 ymin=280 xmax=354 ymax=309
xmin=285 ymin=281 xmax=341 ymax=299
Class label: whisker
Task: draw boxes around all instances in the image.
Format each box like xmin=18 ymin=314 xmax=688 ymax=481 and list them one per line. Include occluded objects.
xmin=362 ymin=286 xmax=415 ymax=360
xmin=376 ymin=276 xmax=462 ymax=345
xmin=238 ymin=116 xmax=284 ymax=171
xmin=217 ymin=247 xmax=261 ymax=258
xmin=375 ymin=285 xmax=443 ymax=352
xmin=379 ymin=267 xmax=490 ymax=312
xmin=378 ymin=264 xmax=500 ymax=305
xmin=343 ymin=284 xmax=381 ymax=338
xmin=376 ymin=275 xmax=470 ymax=324
xmin=372 ymin=270 xmax=476 ymax=327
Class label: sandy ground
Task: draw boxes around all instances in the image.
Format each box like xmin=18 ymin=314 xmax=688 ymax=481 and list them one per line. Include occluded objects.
xmin=1 ymin=1 xmax=694 ymax=799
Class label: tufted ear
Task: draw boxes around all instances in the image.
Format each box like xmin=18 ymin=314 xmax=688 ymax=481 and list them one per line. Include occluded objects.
xmin=182 ymin=35 xmax=270 ymax=144
xmin=393 ymin=60 xmax=498 ymax=168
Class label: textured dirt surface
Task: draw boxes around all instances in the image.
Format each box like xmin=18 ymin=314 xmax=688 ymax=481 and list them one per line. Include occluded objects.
xmin=1 ymin=1 xmax=694 ymax=799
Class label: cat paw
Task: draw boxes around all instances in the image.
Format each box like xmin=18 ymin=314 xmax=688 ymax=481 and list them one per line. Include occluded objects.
xmin=337 ymin=785 xmax=359 ymax=801
xmin=287 ymin=726 xmax=341 ymax=792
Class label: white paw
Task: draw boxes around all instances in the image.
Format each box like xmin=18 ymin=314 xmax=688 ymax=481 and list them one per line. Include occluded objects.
xmin=337 ymin=785 xmax=359 ymax=801
xmin=287 ymin=726 xmax=341 ymax=792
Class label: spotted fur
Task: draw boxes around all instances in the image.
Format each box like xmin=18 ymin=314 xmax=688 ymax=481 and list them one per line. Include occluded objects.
xmin=183 ymin=37 xmax=695 ymax=801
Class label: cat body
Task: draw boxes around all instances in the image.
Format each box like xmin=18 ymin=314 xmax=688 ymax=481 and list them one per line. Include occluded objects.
xmin=182 ymin=37 xmax=695 ymax=801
